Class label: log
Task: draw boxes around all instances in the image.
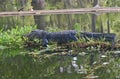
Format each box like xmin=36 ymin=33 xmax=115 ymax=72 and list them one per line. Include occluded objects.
xmin=0 ymin=7 xmax=120 ymax=16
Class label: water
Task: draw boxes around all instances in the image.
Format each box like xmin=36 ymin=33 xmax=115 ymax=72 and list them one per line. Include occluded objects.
xmin=0 ymin=48 xmax=120 ymax=79
xmin=0 ymin=12 xmax=120 ymax=79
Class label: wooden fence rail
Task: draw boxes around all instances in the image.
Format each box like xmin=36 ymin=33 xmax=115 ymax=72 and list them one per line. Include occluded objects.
xmin=0 ymin=7 xmax=120 ymax=16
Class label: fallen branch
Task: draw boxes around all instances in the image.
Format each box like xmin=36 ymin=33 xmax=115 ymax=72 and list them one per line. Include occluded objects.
xmin=0 ymin=7 xmax=120 ymax=16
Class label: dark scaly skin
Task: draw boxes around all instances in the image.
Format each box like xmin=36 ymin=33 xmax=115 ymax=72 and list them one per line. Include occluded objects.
xmin=24 ymin=30 xmax=116 ymax=47
xmin=24 ymin=30 xmax=78 ymax=46
xmin=46 ymin=30 xmax=78 ymax=44
xmin=80 ymin=32 xmax=116 ymax=46
xmin=24 ymin=29 xmax=48 ymax=46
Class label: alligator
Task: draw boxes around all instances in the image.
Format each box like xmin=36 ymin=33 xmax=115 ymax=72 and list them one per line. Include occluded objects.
xmin=24 ymin=29 xmax=78 ymax=46
xmin=80 ymin=32 xmax=116 ymax=46
xmin=23 ymin=29 xmax=116 ymax=47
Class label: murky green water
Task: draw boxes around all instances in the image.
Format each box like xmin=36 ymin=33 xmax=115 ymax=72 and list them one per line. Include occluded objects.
xmin=0 ymin=48 xmax=120 ymax=79
xmin=0 ymin=0 xmax=120 ymax=79
xmin=0 ymin=12 xmax=120 ymax=79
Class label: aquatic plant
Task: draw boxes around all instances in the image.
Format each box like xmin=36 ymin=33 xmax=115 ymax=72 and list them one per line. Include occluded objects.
xmin=0 ymin=25 xmax=36 ymax=48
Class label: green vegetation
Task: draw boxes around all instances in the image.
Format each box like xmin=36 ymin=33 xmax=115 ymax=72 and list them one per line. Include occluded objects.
xmin=0 ymin=0 xmax=120 ymax=37
xmin=0 ymin=25 xmax=36 ymax=48
xmin=0 ymin=48 xmax=120 ymax=79
xmin=0 ymin=24 xmax=119 ymax=79
xmin=0 ymin=0 xmax=120 ymax=79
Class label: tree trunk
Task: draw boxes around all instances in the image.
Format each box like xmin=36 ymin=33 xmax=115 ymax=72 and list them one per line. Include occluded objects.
xmin=63 ymin=0 xmax=73 ymax=29
xmin=31 ymin=0 xmax=46 ymax=30
xmin=91 ymin=0 xmax=98 ymax=32
xmin=100 ymin=17 xmax=103 ymax=33
xmin=107 ymin=14 xmax=110 ymax=33
xmin=91 ymin=14 xmax=96 ymax=32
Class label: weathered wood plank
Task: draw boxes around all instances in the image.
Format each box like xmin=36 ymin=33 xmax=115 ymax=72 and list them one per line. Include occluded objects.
xmin=0 ymin=7 xmax=120 ymax=16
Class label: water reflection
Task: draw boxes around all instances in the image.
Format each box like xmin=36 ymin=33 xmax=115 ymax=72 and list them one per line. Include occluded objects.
xmin=59 ymin=56 xmax=87 ymax=74
xmin=0 ymin=13 xmax=120 ymax=34
xmin=0 ymin=12 xmax=120 ymax=79
xmin=0 ymin=48 xmax=120 ymax=79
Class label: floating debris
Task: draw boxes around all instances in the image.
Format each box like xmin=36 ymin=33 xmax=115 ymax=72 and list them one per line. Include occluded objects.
xmin=111 ymin=51 xmax=120 ymax=57
xmin=93 ymin=61 xmax=97 ymax=65
xmin=79 ymin=52 xmax=87 ymax=56
xmin=68 ymin=50 xmax=73 ymax=53
xmin=73 ymin=57 xmax=77 ymax=61
xmin=116 ymin=75 xmax=120 ymax=79
xmin=102 ymin=62 xmax=109 ymax=65
xmin=67 ymin=65 xmax=72 ymax=73
xmin=84 ymin=76 xmax=99 ymax=79
xmin=77 ymin=65 xmax=87 ymax=74
xmin=60 ymin=67 xmax=64 ymax=73
xmin=101 ymin=55 xmax=107 ymax=58
xmin=71 ymin=60 xmax=79 ymax=72
xmin=114 ymin=51 xmax=120 ymax=54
